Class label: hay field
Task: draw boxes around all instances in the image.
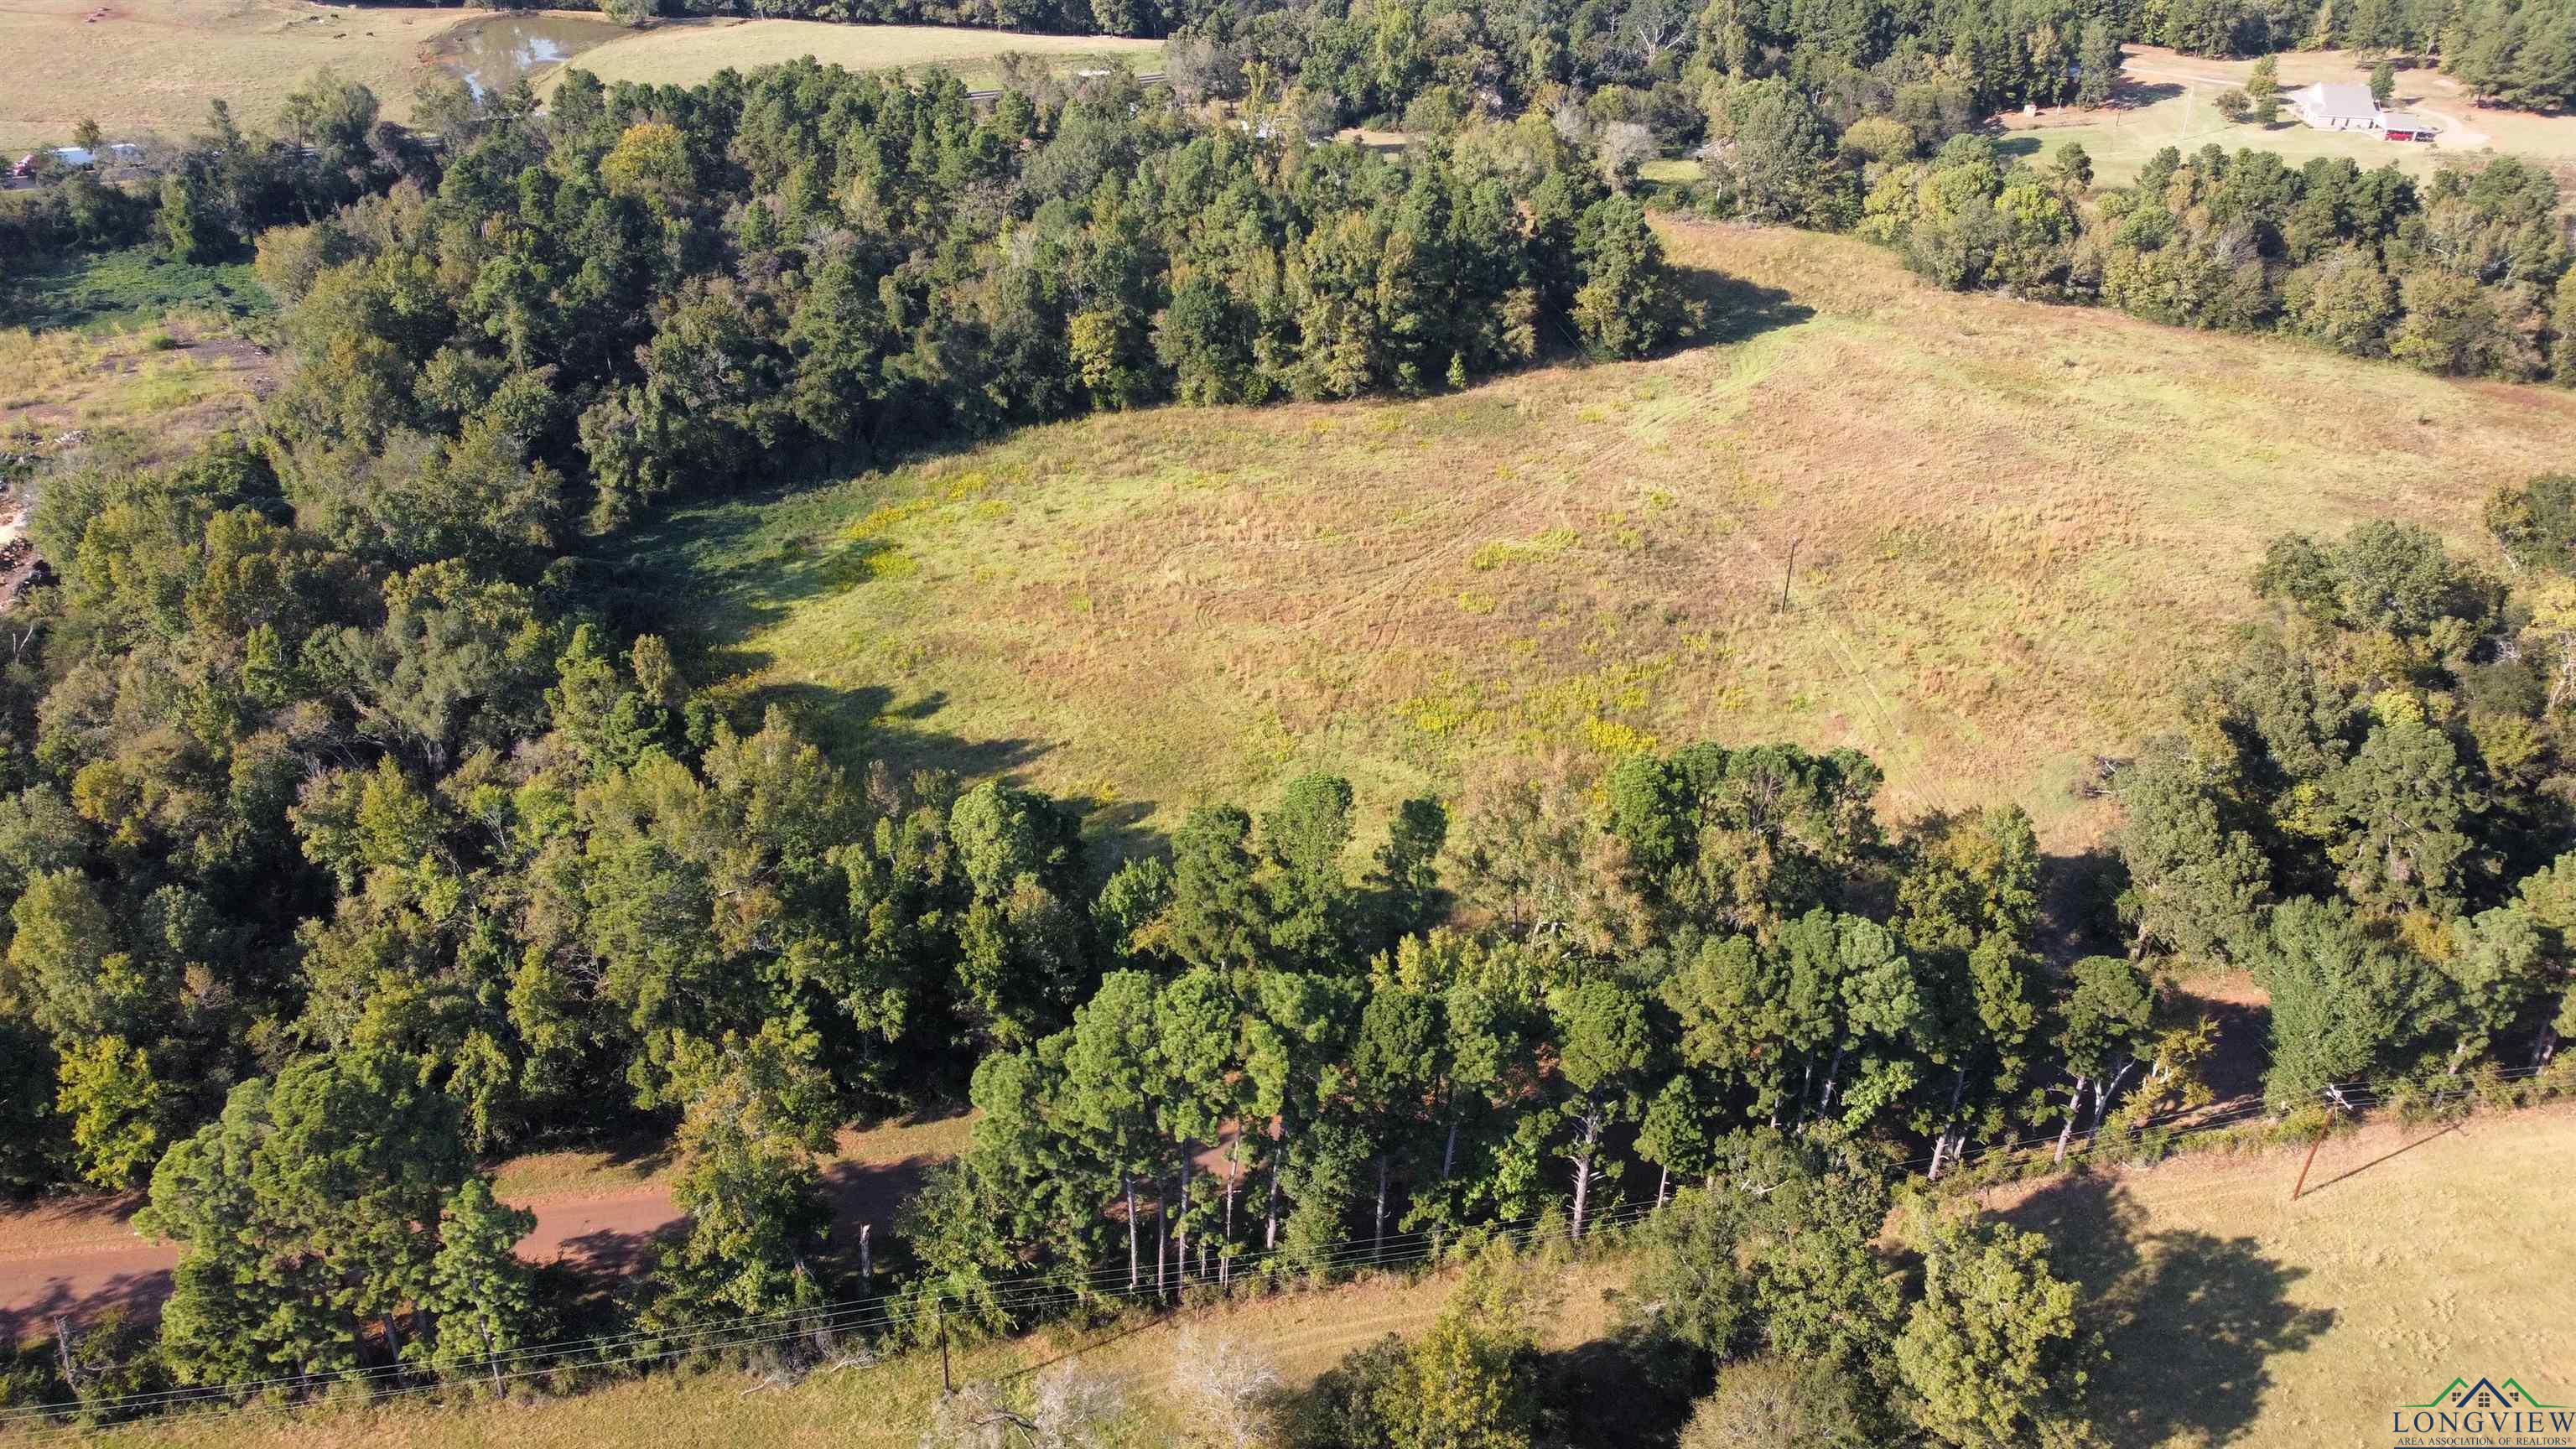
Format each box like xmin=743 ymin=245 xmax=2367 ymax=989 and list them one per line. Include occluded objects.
xmin=0 ymin=0 xmax=474 ymax=152
xmin=541 ymin=18 xmax=1161 ymax=95
xmin=2002 ymin=1105 xmax=2576 ymax=1448
xmin=606 ymin=220 xmax=2576 ymax=849
xmin=1997 ymin=44 xmax=2576 ymax=187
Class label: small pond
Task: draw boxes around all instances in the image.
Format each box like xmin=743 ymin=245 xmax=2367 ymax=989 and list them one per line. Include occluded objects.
xmin=434 ymin=14 xmax=630 ymax=99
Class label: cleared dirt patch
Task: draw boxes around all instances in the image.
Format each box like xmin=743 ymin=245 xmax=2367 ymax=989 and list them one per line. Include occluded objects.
xmin=0 ymin=1111 xmax=974 ymax=1337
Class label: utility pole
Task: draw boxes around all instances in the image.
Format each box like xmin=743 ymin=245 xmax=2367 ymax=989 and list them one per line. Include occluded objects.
xmin=1777 ymin=537 xmax=1801 ymax=611
xmin=2290 ymin=1101 xmax=2337 ymax=1200
xmin=937 ymin=1299 xmax=951 ymax=1396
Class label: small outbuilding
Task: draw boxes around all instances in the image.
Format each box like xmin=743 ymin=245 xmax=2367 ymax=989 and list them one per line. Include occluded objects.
xmin=2379 ymin=110 xmax=2439 ymax=142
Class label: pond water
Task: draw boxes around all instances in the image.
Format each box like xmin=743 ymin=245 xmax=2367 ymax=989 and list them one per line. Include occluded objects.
xmin=434 ymin=14 xmax=630 ymax=99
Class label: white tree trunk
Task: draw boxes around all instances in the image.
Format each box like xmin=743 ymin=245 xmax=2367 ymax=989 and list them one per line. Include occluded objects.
xmin=2053 ymin=1078 xmax=2087 ymax=1165
xmin=1265 ymin=1142 xmax=1283 ymax=1251
xmin=1373 ymin=1155 xmax=1389 ymax=1262
xmin=1571 ymin=1111 xmax=1602 ymax=1240
xmin=1222 ymin=1131 xmax=1239 ymax=1286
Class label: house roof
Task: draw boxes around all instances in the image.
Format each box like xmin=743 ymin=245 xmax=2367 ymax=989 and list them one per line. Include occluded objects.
xmin=2295 ymin=81 xmax=2380 ymax=121
xmin=2380 ymin=110 xmax=2439 ymax=132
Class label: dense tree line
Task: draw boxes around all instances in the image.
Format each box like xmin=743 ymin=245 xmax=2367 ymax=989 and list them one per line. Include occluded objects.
xmin=3 ymin=43 xmax=2573 ymax=1448
xmin=0 ymin=51 xmax=1696 ymax=1412
xmin=1164 ymin=0 xmax=2125 ymax=147
xmin=1166 ymin=0 xmax=2575 ymax=132
xmin=1858 ymin=137 xmax=2576 ymax=383
xmin=2121 ymin=493 xmax=2576 ymax=1102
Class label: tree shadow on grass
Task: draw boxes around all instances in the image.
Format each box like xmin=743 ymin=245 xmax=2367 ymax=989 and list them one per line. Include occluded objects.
xmin=1675 ymin=268 xmax=1817 ymax=347
xmin=2006 ymin=1175 xmax=2334 ymax=1446
xmin=726 ymin=679 xmax=1052 ymax=789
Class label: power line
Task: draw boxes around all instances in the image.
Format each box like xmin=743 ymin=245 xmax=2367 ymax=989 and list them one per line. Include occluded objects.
xmin=3 ymin=1194 xmax=1659 ymax=1436
xmin=14 ymin=1061 xmax=2559 ymax=1438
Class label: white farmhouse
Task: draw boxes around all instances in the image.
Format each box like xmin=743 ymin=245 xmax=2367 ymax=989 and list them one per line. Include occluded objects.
xmin=2289 ymin=81 xmax=2381 ymax=131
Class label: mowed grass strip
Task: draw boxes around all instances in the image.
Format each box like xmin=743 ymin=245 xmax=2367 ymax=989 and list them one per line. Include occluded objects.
xmin=542 ymin=19 xmax=1162 ymax=95
xmin=64 ymin=1253 xmax=1631 ymax=1448
xmin=610 ymin=221 xmax=2576 ymax=849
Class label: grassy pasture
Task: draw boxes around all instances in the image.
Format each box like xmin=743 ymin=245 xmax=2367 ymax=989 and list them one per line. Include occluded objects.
xmin=1999 ymin=1104 xmax=2576 ymax=1448
xmin=607 ymin=220 xmax=2576 ymax=851
xmin=1996 ymin=44 xmax=2576 ymax=188
xmin=540 ymin=19 xmax=1161 ymax=95
xmin=0 ymin=0 xmax=475 ymax=153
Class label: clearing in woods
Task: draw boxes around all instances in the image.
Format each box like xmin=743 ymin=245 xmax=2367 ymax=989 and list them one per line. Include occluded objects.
xmin=60 ymin=1107 xmax=2576 ymax=1448
xmin=536 ymin=19 xmax=1163 ymax=96
xmin=1996 ymin=44 xmax=2576 ymax=188
xmin=0 ymin=1113 xmax=973 ymax=1342
xmin=605 ymin=219 xmax=2576 ymax=850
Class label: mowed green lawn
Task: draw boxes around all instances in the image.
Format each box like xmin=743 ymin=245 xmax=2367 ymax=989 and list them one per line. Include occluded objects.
xmin=605 ymin=221 xmax=2576 ymax=849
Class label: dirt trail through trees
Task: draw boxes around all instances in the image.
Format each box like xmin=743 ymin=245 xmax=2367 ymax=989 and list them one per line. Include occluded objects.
xmin=0 ymin=1186 xmax=688 ymax=1340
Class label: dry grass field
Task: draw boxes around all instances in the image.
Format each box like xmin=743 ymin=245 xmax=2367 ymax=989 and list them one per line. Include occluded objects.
xmin=540 ymin=18 xmax=1161 ymax=96
xmin=1997 ymin=44 xmax=2576 ymax=188
xmin=608 ymin=220 xmax=2576 ymax=850
xmin=0 ymin=312 xmax=269 ymax=457
xmin=60 ymin=1253 xmax=1634 ymax=1449
xmin=0 ymin=0 xmax=475 ymax=152
xmin=2000 ymin=1104 xmax=2576 ymax=1449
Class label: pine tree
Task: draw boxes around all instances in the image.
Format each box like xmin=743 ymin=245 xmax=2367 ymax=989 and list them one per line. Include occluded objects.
xmin=422 ymin=1179 xmax=538 ymax=1389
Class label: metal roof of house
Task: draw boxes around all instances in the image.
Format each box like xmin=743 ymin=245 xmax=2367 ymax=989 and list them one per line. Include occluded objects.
xmin=2379 ymin=110 xmax=2439 ymax=132
xmin=2296 ymin=81 xmax=2380 ymax=120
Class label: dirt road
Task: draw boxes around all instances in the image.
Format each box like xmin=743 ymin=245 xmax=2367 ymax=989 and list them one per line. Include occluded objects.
xmin=0 ymin=1114 xmax=960 ymax=1341
xmin=0 ymin=1187 xmax=688 ymax=1342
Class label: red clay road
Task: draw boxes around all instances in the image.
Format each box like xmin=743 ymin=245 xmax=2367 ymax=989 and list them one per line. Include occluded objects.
xmin=0 ymin=1135 xmax=945 ymax=1339
xmin=0 ymin=1187 xmax=688 ymax=1339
